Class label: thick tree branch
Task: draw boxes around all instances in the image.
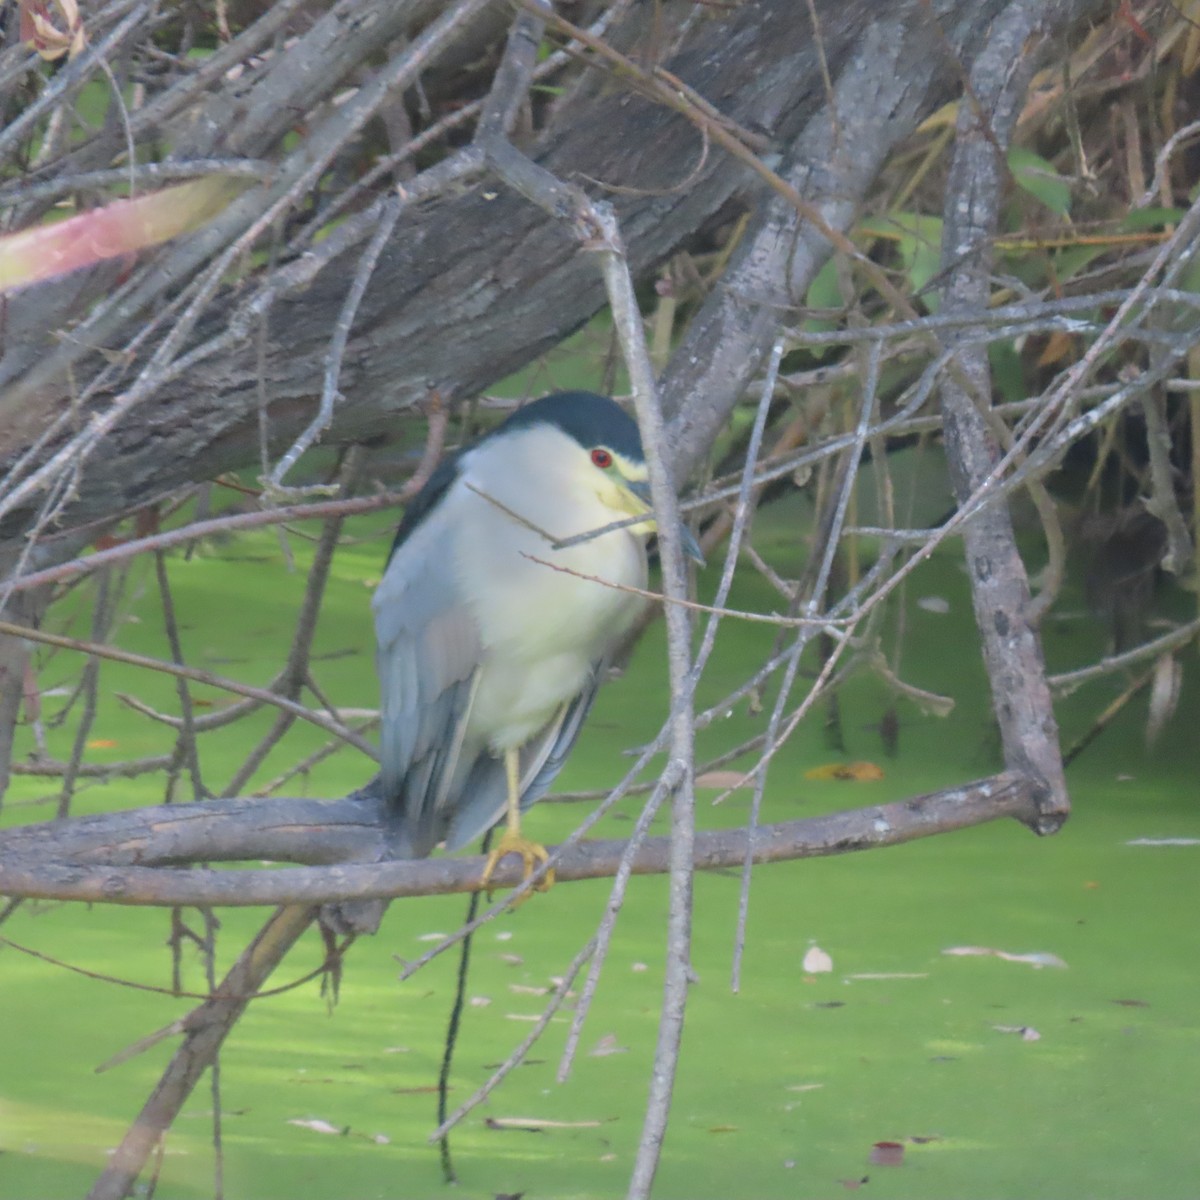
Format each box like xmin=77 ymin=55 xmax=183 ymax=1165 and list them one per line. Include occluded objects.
xmin=0 ymin=774 xmax=1036 ymax=906
xmin=935 ymin=0 xmax=1071 ymax=831
xmin=0 ymin=0 xmax=1106 ymax=550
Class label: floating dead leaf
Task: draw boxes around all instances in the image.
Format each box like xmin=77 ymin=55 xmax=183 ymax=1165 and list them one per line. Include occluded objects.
xmin=1111 ymin=998 xmax=1150 ymax=1008
xmin=495 ymin=930 xmax=514 ymax=941
xmin=847 ymin=972 xmax=928 ymax=980
xmin=631 ymin=961 xmax=648 ymax=973
xmin=840 ymin=1178 xmax=869 ymax=1190
xmin=508 ymin=983 xmax=548 ymax=996
xmin=916 ymin=595 xmax=950 ymax=614
xmin=371 ymin=1133 xmax=390 ymax=1144
xmin=869 ymin=1141 xmax=905 ymax=1166
xmin=1126 ymin=837 xmax=1200 ymax=846
xmin=588 ymin=1033 xmax=628 ymax=1058
xmin=993 ymin=1024 xmax=1041 ymax=1041
xmin=86 ymin=738 xmax=118 ymax=749
xmin=785 ymin=1083 xmax=825 ymax=1093
xmin=287 ymin=1118 xmax=345 ymax=1136
xmin=942 ymin=946 xmax=1067 ymax=969
xmin=804 ymin=761 xmax=885 ymax=782
xmin=486 ymin=1117 xmax=606 ymax=1132
xmin=417 ymin=932 xmax=450 ymax=942
xmin=708 ymin=1125 xmax=739 ymax=1133
xmin=469 ymin=996 xmax=491 ymax=1008
xmin=695 ymin=769 xmax=751 ymax=790
xmin=802 ymin=944 xmax=833 ymax=974
xmin=498 ymin=953 xmax=524 ymax=966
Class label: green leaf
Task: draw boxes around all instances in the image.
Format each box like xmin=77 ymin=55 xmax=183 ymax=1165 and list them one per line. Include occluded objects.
xmin=1008 ymin=146 xmax=1072 ymax=217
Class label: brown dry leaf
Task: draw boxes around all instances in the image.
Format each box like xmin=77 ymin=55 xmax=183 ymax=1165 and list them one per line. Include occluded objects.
xmin=86 ymin=738 xmax=118 ymax=749
xmin=20 ymin=0 xmax=85 ymax=60
xmin=1035 ymin=329 xmax=1077 ymax=367
xmin=869 ymin=1141 xmax=905 ymax=1166
xmin=804 ymin=761 xmax=885 ymax=782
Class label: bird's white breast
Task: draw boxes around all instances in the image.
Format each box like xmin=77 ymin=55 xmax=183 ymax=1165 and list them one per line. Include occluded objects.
xmin=451 ymin=430 xmax=649 ymax=750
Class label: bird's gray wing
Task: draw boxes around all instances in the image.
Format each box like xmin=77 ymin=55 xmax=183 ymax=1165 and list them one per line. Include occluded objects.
xmin=441 ymin=659 xmax=607 ymax=853
xmin=373 ymin=513 xmax=483 ymax=859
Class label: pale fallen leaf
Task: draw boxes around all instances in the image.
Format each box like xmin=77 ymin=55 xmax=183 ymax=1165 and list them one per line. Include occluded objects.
xmin=942 ymin=946 xmax=1067 ymax=969
xmin=588 ymin=1033 xmax=628 ymax=1058
xmin=508 ymin=983 xmax=549 ymax=996
xmin=469 ymin=996 xmax=491 ymax=1008
xmin=287 ymin=1118 xmax=344 ymax=1135
xmin=993 ymin=1024 xmax=1041 ymax=1042
xmin=631 ymin=961 xmax=648 ymax=973
xmin=695 ymin=770 xmax=752 ymax=790
xmin=847 ymin=972 xmax=929 ymax=980
xmin=417 ymin=932 xmax=450 ymax=942
xmin=1146 ymin=652 xmax=1181 ymax=748
xmin=803 ymin=944 xmax=833 ymax=974
xmin=785 ymin=1083 xmax=825 ymax=1093
xmin=1126 ymin=837 xmax=1200 ymax=846
xmin=486 ymin=1116 xmax=606 ymax=1131
xmin=917 ymin=595 xmax=951 ymax=614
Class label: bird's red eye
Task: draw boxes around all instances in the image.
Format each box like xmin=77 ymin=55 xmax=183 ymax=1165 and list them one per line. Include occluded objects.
xmin=591 ymin=448 xmax=613 ymax=469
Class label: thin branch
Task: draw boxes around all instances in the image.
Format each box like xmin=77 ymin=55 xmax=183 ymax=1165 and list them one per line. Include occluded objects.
xmin=0 ymin=618 xmax=378 ymax=757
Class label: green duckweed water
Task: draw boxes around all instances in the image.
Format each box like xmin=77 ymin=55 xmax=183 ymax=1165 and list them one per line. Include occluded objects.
xmin=1 ymin=517 xmax=1198 ymax=1199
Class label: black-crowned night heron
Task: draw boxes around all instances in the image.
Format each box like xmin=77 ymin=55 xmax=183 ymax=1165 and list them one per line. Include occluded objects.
xmin=373 ymin=390 xmax=701 ymax=893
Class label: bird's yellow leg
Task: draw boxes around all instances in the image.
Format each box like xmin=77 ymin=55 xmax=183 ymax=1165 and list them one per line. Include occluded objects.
xmin=479 ymin=748 xmax=556 ymax=898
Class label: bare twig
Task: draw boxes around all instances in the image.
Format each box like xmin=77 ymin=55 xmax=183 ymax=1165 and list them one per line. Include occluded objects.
xmin=0 ymin=618 xmax=377 ymax=757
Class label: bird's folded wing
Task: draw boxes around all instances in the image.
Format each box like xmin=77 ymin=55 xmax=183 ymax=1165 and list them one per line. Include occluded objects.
xmin=373 ymin=516 xmax=482 ymax=858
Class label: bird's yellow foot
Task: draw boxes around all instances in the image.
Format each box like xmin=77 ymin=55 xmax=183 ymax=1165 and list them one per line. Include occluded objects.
xmin=479 ymin=832 xmax=556 ymax=900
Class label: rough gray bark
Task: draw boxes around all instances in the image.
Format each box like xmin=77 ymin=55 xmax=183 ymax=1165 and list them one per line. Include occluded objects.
xmin=0 ymin=774 xmax=1037 ymax=905
xmin=0 ymin=0 xmax=1105 ymax=553
xmin=936 ymin=0 xmax=1072 ymax=831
